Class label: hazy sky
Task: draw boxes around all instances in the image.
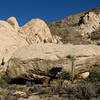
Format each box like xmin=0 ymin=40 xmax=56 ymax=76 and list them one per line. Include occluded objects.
xmin=0 ymin=0 xmax=100 ymax=26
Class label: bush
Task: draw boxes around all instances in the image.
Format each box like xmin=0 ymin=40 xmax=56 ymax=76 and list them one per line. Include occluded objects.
xmin=2 ymin=74 xmax=11 ymax=83
xmin=0 ymin=90 xmax=6 ymax=95
xmin=74 ymin=82 xmax=96 ymax=99
xmin=0 ymin=74 xmax=11 ymax=88
xmin=66 ymin=82 xmax=96 ymax=99
xmin=43 ymin=93 xmax=49 ymax=98
xmin=60 ymin=71 xmax=72 ymax=80
xmin=89 ymin=68 xmax=100 ymax=81
xmin=0 ymin=79 xmax=7 ymax=88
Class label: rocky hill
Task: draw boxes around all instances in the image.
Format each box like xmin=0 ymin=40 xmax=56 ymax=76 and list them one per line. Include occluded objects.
xmin=0 ymin=7 xmax=100 ymax=100
xmin=47 ymin=7 xmax=100 ymax=44
xmin=0 ymin=17 xmax=62 ymax=63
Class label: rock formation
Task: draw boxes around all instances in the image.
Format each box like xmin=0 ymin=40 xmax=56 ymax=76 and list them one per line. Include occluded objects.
xmin=77 ymin=12 xmax=100 ymax=37
xmin=6 ymin=43 xmax=100 ymax=82
xmin=19 ymin=19 xmax=61 ymax=44
xmin=0 ymin=17 xmax=60 ymax=64
xmin=47 ymin=7 xmax=100 ymax=44
xmin=0 ymin=19 xmax=27 ymax=63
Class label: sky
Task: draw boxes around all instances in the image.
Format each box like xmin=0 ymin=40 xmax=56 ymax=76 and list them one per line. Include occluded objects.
xmin=0 ymin=0 xmax=100 ymax=26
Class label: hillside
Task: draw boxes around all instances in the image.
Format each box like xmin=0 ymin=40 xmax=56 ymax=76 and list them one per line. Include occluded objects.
xmin=47 ymin=7 xmax=100 ymax=44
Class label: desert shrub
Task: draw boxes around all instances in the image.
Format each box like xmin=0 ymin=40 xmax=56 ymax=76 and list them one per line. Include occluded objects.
xmin=0 ymin=74 xmax=11 ymax=88
xmin=43 ymin=93 xmax=49 ymax=98
xmin=89 ymin=68 xmax=100 ymax=81
xmin=1 ymin=74 xmax=11 ymax=83
xmin=60 ymin=71 xmax=72 ymax=80
xmin=0 ymin=79 xmax=7 ymax=88
xmin=76 ymin=83 xmax=95 ymax=99
xmin=0 ymin=90 xmax=6 ymax=95
xmin=66 ymin=82 xmax=96 ymax=99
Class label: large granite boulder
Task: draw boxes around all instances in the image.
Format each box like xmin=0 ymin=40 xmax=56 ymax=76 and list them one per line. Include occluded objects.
xmin=19 ymin=19 xmax=60 ymax=44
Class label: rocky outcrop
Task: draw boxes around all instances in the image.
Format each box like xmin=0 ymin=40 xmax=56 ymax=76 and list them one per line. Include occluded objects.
xmin=77 ymin=12 xmax=100 ymax=37
xmin=6 ymin=44 xmax=100 ymax=83
xmin=0 ymin=20 xmax=27 ymax=63
xmin=19 ymin=19 xmax=60 ymax=44
xmin=0 ymin=17 xmax=61 ymax=64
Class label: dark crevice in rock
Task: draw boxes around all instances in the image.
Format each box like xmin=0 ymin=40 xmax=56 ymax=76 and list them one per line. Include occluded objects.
xmin=9 ymin=78 xmax=44 ymax=85
xmin=78 ymin=16 xmax=85 ymax=26
xmin=49 ymin=67 xmax=62 ymax=77
xmin=9 ymin=78 xmax=29 ymax=85
xmin=1 ymin=57 xmax=5 ymax=65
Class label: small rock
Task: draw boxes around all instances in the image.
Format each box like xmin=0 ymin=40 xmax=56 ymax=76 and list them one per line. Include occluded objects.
xmin=79 ymin=72 xmax=90 ymax=79
xmin=12 ymin=91 xmax=28 ymax=98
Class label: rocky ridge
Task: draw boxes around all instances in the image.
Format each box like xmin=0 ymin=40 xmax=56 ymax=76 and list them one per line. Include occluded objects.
xmin=47 ymin=7 xmax=100 ymax=44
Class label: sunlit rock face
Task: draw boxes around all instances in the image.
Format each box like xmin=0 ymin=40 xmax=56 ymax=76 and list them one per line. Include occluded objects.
xmin=19 ymin=19 xmax=61 ymax=44
xmin=78 ymin=12 xmax=100 ymax=37
xmin=6 ymin=44 xmax=100 ymax=81
xmin=0 ymin=17 xmax=61 ymax=63
xmin=0 ymin=19 xmax=27 ymax=63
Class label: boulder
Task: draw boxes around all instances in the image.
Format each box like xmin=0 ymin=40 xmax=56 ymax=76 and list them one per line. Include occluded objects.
xmin=7 ymin=17 xmax=19 ymax=32
xmin=0 ymin=17 xmax=60 ymax=65
xmin=0 ymin=20 xmax=27 ymax=63
xmin=79 ymin=72 xmax=90 ymax=79
xmin=6 ymin=44 xmax=100 ymax=83
xmin=12 ymin=91 xmax=28 ymax=98
xmin=19 ymin=19 xmax=57 ymax=44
